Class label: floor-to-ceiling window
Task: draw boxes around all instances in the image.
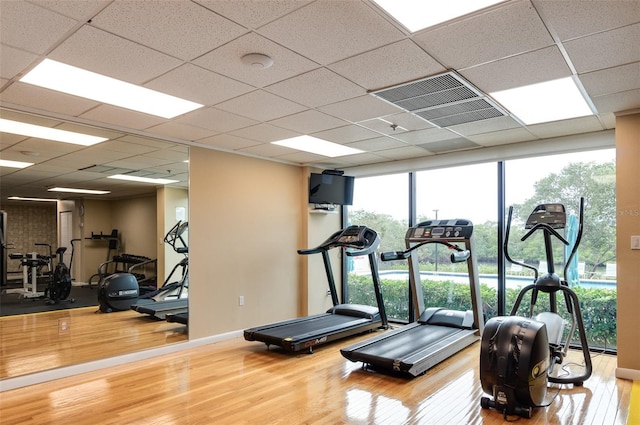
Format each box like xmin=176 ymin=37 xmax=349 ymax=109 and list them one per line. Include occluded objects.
xmin=346 ymin=173 xmax=410 ymax=321
xmin=344 ymin=148 xmax=616 ymax=348
xmin=504 ymin=149 xmax=616 ymax=350
xmin=415 ymin=163 xmax=498 ymax=320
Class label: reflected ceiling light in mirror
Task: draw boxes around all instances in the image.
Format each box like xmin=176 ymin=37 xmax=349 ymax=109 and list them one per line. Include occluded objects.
xmin=373 ymin=0 xmax=505 ymax=32
xmin=0 ymin=159 xmax=34 ymax=168
xmin=272 ymin=136 xmax=363 ymax=157
xmin=8 ymin=196 xmax=58 ymax=202
xmin=490 ymin=77 xmax=593 ymax=125
xmin=108 ymin=174 xmax=179 ymax=185
xmin=0 ymin=118 xmax=107 ymax=146
xmin=49 ymin=187 xmax=110 ymax=195
xmin=20 ymin=59 xmax=204 ymax=119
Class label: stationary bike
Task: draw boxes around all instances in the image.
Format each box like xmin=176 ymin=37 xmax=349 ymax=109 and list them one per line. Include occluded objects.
xmin=480 ymin=198 xmax=592 ymax=418
xmin=37 ymin=243 xmax=74 ymax=305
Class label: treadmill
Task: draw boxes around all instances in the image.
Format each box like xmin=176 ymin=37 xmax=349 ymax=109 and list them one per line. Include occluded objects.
xmin=340 ymin=219 xmax=484 ymax=376
xmin=244 ymin=225 xmax=388 ymax=353
xmin=131 ymin=221 xmax=189 ymax=320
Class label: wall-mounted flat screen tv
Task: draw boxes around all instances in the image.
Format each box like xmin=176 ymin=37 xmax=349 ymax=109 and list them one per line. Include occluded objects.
xmin=308 ymin=173 xmax=355 ymax=206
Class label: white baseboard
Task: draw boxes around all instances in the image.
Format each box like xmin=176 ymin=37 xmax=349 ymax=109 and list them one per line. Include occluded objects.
xmin=0 ymin=330 xmax=243 ymax=392
xmin=615 ymin=367 xmax=640 ymax=381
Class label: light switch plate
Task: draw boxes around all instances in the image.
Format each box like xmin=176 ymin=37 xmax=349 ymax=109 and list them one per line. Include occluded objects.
xmin=632 ymin=235 xmax=640 ymax=250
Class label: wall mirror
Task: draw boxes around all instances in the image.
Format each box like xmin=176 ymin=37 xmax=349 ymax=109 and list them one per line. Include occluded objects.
xmin=0 ymin=109 xmax=189 ymax=380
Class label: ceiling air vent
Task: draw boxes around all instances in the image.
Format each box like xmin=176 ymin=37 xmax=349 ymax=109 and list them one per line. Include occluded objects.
xmin=371 ymin=71 xmax=506 ymax=128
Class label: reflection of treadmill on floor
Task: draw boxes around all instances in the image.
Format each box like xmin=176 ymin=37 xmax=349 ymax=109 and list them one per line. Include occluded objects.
xmin=244 ymin=225 xmax=388 ymax=354
xmin=341 ymin=219 xmax=484 ymax=376
xmin=131 ymin=221 xmax=188 ymax=320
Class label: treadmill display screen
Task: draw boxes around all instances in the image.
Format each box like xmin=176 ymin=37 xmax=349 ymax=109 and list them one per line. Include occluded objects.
xmin=431 ymin=227 xmax=445 ymax=236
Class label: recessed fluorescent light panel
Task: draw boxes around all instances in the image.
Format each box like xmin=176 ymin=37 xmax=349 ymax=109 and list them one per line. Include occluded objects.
xmin=20 ymin=59 xmax=203 ymax=119
xmin=108 ymin=174 xmax=178 ymax=185
xmin=48 ymin=187 xmax=110 ymax=195
xmin=490 ymin=77 xmax=593 ymax=125
xmin=272 ymin=136 xmax=364 ymax=157
xmin=0 ymin=159 xmax=34 ymax=168
xmin=0 ymin=118 xmax=108 ymax=146
xmin=373 ymin=0 xmax=505 ymax=32
xmin=8 ymin=196 xmax=58 ymax=202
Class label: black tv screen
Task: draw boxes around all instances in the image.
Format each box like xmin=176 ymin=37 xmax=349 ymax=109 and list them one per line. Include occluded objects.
xmin=308 ymin=173 xmax=354 ymax=205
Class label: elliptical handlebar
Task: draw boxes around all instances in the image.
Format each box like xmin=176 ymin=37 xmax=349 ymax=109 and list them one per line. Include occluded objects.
xmin=164 ymin=221 xmax=188 ymax=255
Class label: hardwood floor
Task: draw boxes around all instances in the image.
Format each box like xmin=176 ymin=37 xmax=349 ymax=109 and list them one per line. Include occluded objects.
xmin=0 ymin=327 xmax=631 ymax=425
xmin=0 ymin=306 xmax=188 ymax=379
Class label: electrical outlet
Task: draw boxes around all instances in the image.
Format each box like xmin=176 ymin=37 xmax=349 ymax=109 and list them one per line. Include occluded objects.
xmin=632 ymin=235 xmax=640 ymax=250
xmin=239 ymin=295 xmax=245 ymax=306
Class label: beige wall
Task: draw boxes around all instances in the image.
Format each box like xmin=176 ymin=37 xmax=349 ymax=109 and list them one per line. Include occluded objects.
xmin=79 ymin=197 xmax=157 ymax=282
xmin=188 ymin=148 xmax=305 ymax=339
xmin=615 ymin=112 xmax=640 ymax=374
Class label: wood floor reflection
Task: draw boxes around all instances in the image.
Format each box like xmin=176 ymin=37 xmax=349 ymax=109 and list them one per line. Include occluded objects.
xmin=0 ymin=306 xmax=187 ymax=379
xmin=0 ymin=329 xmax=630 ymax=425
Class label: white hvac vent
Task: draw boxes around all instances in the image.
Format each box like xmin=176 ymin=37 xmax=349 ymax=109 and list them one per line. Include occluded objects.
xmin=371 ymin=72 xmax=507 ymax=128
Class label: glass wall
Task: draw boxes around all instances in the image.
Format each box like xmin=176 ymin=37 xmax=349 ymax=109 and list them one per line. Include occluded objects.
xmin=504 ymin=149 xmax=617 ymax=350
xmin=415 ymin=163 xmax=499 ymax=320
xmin=344 ymin=148 xmax=616 ymax=352
xmin=346 ymin=173 xmax=410 ymax=321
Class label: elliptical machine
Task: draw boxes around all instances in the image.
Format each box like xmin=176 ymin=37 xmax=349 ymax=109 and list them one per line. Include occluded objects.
xmin=480 ymin=198 xmax=592 ymax=418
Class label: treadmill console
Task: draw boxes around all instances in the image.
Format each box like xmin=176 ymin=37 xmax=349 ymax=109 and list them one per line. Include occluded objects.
xmin=410 ymin=219 xmax=473 ymax=241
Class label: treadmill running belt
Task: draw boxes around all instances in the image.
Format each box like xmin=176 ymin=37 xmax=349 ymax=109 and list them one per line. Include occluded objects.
xmin=251 ymin=314 xmax=370 ymax=340
xmin=353 ymin=324 xmax=455 ymax=359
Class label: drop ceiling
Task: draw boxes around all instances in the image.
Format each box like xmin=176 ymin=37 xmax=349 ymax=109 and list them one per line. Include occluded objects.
xmin=1 ymin=0 xmax=638 ymax=201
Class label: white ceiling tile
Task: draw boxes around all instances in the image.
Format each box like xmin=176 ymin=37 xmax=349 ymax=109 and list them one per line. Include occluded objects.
xmin=0 ymin=1 xmax=78 ymax=54
xmin=97 ymin=140 xmax=157 ymax=155
xmin=229 ymin=123 xmax=299 ymax=143
xmin=274 ymin=151 xmax=327 ymax=164
xmin=80 ymin=105 xmax=166 ymax=131
xmin=145 ymin=122 xmax=215 ymax=142
xmin=592 ymin=89 xmax=640 ymax=114
xmin=49 ymin=25 xmax=183 ymax=84
xmin=392 ymin=128 xmax=460 ymax=145
xmin=215 ymin=90 xmax=307 ymax=121
xmin=564 ymin=24 xmax=640 ymax=73
xmin=259 ymin=1 xmax=404 ymax=65
xmin=466 ymin=127 xmax=537 ymax=146
xmin=0 ymin=45 xmax=38 ymax=79
xmin=239 ymin=142 xmax=293 ymax=157
xmin=194 ymin=0 xmax=313 ymax=29
xmin=269 ymin=110 xmax=349 ymax=134
xmin=345 ymin=136 xmax=408 ymax=152
xmin=533 ymin=0 xmax=640 ymax=41
xmin=194 ymin=32 xmax=319 ymax=88
xmin=318 ymin=95 xmax=401 ymax=123
xmin=461 ymin=46 xmax=572 ymax=93
xmin=374 ymin=146 xmax=433 ymax=161
xmin=447 ymin=116 xmax=522 ymax=137
xmin=197 ymin=133 xmax=260 ymax=150
xmin=527 ymin=116 xmax=605 ymax=139
xmin=357 ymin=118 xmax=409 ymax=136
xmin=312 ymin=125 xmax=381 ymax=144
xmin=580 ymin=63 xmax=640 ymax=97
xmin=145 ymin=63 xmax=254 ymax=106
xmin=90 ymin=0 xmax=247 ymax=60
xmin=377 ymin=112 xmax=434 ymax=132
xmin=413 ymin=1 xmax=554 ymax=69
xmin=175 ymin=107 xmax=258 ymax=134
xmin=329 ymin=39 xmax=445 ymax=91
xmin=29 ymin=0 xmax=106 ymax=21
xmin=418 ymin=138 xmax=480 ymax=154
xmin=334 ymin=152 xmax=389 ymax=165
xmin=1 ymin=82 xmax=99 ymax=117
xmin=265 ymin=68 xmax=365 ymax=108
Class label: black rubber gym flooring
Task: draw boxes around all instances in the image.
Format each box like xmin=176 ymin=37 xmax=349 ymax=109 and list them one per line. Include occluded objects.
xmin=0 ymin=284 xmax=98 ymax=316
